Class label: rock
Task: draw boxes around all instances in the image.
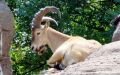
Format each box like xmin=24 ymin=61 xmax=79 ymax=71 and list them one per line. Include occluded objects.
xmin=111 ymin=15 xmax=120 ymax=42
xmin=40 ymin=68 xmax=61 ymax=75
xmin=0 ymin=0 xmax=15 ymax=75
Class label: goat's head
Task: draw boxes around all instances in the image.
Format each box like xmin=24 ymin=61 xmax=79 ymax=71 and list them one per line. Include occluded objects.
xmin=31 ymin=6 xmax=60 ymax=54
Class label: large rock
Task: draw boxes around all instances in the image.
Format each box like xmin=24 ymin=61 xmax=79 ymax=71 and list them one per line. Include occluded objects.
xmin=0 ymin=0 xmax=14 ymax=75
xmin=111 ymin=15 xmax=120 ymax=42
xmin=58 ymin=41 xmax=120 ymax=75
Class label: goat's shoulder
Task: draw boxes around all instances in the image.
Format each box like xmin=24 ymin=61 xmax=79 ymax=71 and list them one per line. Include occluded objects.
xmin=69 ymin=36 xmax=86 ymax=41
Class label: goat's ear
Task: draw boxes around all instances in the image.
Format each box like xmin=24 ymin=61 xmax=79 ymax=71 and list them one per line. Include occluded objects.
xmin=40 ymin=25 xmax=46 ymax=29
xmin=44 ymin=21 xmax=50 ymax=29
xmin=40 ymin=21 xmax=50 ymax=29
xmin=40 ymin=23 xmax=49 ymax=29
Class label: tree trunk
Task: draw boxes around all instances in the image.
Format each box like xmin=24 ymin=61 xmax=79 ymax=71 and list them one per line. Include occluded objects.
xmin=0 ymin=0 xmax=14 ymax=75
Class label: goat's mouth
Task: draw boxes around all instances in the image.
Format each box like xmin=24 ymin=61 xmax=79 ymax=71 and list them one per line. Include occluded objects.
xmin=36 ymin=45 xmax=47 ymax=54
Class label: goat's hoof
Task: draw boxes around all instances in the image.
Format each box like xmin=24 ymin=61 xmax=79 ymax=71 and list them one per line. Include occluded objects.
xmin=54 ymin=64 xmax=62 ymax=70
xmin=54 ymin=63 xmax=66 ymax=70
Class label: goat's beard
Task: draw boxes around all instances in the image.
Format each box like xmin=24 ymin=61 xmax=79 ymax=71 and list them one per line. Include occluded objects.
xmin=38 ymin=46 xmax=47 ymax=55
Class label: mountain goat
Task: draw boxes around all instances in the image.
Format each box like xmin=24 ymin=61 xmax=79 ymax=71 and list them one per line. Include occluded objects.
xmin=31 ymin=6 xmax=102 ymax=69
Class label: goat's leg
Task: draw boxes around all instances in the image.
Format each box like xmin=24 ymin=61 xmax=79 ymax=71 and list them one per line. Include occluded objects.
xmin=61 ymin=48 xmax=86 ymax=67
xmin=47 ymin=49 xmax=64 ymax=67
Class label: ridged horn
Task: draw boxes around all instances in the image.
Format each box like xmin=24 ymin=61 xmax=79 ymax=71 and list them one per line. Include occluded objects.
xmin=31 ymin=6 xmax=61 ymax=28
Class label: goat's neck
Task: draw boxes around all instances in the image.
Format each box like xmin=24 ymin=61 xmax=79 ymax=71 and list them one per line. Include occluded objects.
xmin=46 ymin=27 xmax=70 ymax=52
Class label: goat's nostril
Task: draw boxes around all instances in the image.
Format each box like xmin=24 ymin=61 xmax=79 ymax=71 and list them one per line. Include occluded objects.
xmin=39 ymin=46 xmax=41 ymax=50
xmin=31 ymin=46 xmax=34 ymax=50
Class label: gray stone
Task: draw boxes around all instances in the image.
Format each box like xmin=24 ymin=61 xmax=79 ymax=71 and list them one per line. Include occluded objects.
xmin=0 ymin=1 xmax=14 ymax=75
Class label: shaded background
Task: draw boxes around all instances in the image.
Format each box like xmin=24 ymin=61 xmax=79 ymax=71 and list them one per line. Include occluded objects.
xmin=5 ymin=0 xmax=120 ymax=75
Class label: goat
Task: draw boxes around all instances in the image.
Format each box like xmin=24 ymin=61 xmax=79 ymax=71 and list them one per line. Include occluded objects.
xmin=31 ymin=6 xmax=102 ymax=69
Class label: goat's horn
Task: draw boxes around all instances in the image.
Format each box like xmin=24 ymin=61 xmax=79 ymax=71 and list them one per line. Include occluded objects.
xmin=31 ymin=6 xmax=61 ymax=28
xmin=42 ymin=17 xmax=58 ymax=26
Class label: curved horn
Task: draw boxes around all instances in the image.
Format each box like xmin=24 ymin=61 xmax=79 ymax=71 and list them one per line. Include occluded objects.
xmin=42 ymin=17 xmax=58 ymax=26
xmin=31 ymin=6 xmax=61 ymax=28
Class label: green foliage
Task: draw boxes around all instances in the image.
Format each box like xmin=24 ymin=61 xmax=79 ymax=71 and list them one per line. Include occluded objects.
xmin=6 ymin=0 xmax=120 ymax=75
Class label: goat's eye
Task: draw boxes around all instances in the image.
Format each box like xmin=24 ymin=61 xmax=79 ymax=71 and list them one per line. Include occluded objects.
xmin=37 ymin=32 xmax=40 ymax=35
xmin=41 ymin=21 xmax=46 ymax=25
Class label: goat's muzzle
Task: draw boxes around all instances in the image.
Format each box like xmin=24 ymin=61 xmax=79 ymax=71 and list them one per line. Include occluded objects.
xmin=31 ymin=45 xmax=47 ymax=55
